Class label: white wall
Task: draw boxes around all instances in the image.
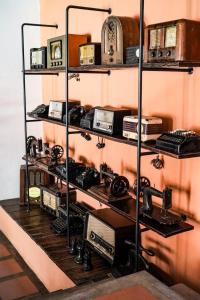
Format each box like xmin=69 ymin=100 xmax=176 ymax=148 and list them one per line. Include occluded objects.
xmin=0 ymin=0 xmax=42 ymax=200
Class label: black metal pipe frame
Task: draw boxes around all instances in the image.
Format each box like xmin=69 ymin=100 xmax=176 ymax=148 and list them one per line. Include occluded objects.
xmin=135 ymin=0 xmax=145 ymax=271
xmin=65 ymin=5 xmax=111 ymax=247
xmin=143 ymin=67 xmax=193 ymax=74
xmin=21 ymin=23 xmax=58 ymax=212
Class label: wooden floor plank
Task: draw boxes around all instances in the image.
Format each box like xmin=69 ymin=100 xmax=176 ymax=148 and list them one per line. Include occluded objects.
xmin=0 ymin=199 xmax=112 ymax=286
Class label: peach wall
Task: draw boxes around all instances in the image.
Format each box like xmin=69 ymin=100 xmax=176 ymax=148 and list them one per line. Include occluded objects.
xmin=40 ymin=0 xmax=200 ymax=293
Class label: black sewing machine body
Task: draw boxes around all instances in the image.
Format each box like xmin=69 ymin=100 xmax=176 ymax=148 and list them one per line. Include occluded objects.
xmin=141 ymin=186 xmax=185 ymax=225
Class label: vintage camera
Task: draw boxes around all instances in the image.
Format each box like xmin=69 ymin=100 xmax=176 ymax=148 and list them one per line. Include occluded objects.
xmin=40 ymin=185 xmax=76 ymax=217
xmin=76 ymin=167 xmax=100 ymax=189
xmin=30 ymin=47 xmax=47 ymax=69
xmin=144 ymin=19 xmax=200 ymax=63
xmin=123 ymin=116 xmax=163 ymax=142
xmin=93 ymin=107 xmax=131 ymax=136
xmin=79 ymin=43 xmax=101 ymax=65
xmin=101 ymin=16 xmax=139 ymax=65
xmin=85 ymin=208 xmax=136 ymax=265
xmin=47 ymin=34 xmax=89 ymax=69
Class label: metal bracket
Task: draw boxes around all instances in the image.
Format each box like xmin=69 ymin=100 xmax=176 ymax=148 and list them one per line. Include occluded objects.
xmin=141 ymin=151 xmax=157 ymax=156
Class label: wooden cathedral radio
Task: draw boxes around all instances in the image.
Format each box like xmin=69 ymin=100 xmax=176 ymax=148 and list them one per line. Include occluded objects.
xmin=101 ymin=16 xmax=139 ymax=64
xmin=144 ymin=19 xmax=200 ymax=63
xmin=20 ymin=165 xmax=54 ymax=206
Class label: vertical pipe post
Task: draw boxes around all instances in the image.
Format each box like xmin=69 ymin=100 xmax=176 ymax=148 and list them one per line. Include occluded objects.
xmin=135 ymin=0 xmax=145 ymax=271
xmin=65 ymin=8 xmax=70 ymax=246
xmin=21 ymin=24 xmax=30 ymax=212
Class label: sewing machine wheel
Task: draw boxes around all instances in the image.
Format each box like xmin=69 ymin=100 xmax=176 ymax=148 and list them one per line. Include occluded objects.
xmin=26 ymin=136 xmax=36 ymax=154
xmin=110 ymin=176 xmax=129 ymax=197
xmin=51 ymin=145 xmax=64 ymax=160
xmin=26 ymin=136 xmax=36 ymax=147
xmin=133 ymin=176 xmax=150 ymax=197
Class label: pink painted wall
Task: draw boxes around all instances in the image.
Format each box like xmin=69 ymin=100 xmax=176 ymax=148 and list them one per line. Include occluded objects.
xmin=40 ymin=0 xmax=200 ymax=292
xmin=0 ymin=208 xmax=75 ymax=292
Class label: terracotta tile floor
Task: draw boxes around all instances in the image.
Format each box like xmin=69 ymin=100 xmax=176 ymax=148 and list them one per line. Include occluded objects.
xmin=0 ymin=231 xmax=48 ymax=300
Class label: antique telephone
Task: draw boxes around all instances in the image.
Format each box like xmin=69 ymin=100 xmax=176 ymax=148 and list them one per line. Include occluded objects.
xmin=29 ymin=104 xmax=49 ymax=118
xmin=141 ymin=186 xmax=186 ymax=225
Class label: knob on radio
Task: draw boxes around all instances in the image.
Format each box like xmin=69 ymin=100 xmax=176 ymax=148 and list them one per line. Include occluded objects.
xmin=90 ymin=232 xmax=95 ymax=240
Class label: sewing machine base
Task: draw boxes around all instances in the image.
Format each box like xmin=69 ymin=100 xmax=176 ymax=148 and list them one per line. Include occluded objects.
xmin=89 ymin=184 xmax=132 ymax=202
xmin=141 ymin=206 xmax=183 ymax=226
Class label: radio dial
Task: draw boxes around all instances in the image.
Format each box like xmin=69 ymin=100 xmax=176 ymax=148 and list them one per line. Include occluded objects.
xmin=158 ymin=51 xmax=163 ymax=57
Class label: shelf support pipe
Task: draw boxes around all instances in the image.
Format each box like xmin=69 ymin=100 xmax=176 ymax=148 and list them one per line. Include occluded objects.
xmin=21 ymin=23 xmax=58 ymax=212
xmin=135 ymin=0 xmax=145 ymax=271
xmin=65 ymin=5 xmax=111 ymax=247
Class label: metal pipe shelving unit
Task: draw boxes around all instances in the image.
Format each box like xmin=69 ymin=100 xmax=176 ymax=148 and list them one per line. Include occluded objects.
xmin=21 ymin=1 xmax=195 ymax=274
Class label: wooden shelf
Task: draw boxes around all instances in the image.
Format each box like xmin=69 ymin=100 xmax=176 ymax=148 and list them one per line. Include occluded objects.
xmin=22 ymin=155 xmax=194 ymax=238
xmin=24 ymin=61 xmax=199 ymax=75
xmin=27 ymin=113 xmax=200 ymax=159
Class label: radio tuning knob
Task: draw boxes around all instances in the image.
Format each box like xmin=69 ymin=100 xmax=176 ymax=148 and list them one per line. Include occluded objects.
xmin=90 ymin=232 xmax=95 ymax=240
xmin=158 ymin=51 xmax=163 ymax=57
xmin=108 ymin=45 xmax=114 ymax=56
xmin=167 ymin=50 xmax=171 ymax=57
xmin=151 ymin=51 xmax=156 ymax=57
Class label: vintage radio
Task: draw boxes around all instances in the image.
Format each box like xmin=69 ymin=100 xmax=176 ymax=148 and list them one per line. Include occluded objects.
xmin=93 ymin=107 xmax=131 ymax=136
xmin=40 ymin=185 xmax=76 ymax=216
xmin=85 ymin=208 xmax=135 ymax=265
xmin=20 ymin=165 xmax=54 ymax=206
xmin=79 ymin=43 xmax=101 ymax=65
xmin=47 ymin=34 xmax=90 ymax=69
xmin=30 ymin=47 xmax=47 ymax=69
xmin=48 ymin=100 xmax=80 ymax=121
xmin=101 ymin=16 xmax=139 ymax=65
xmin=48 ymin=101 xmax=65 ymax=121
xmin=144 ymin=19 xmax=200 ymax=63
xmin=123 ymin=116 xmax=163 ymax=142
xmin=126 ymin=46 xmax=143 ymax=64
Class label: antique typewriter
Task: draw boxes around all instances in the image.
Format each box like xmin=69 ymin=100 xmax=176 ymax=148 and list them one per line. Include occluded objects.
xmin=51 ymin=201 xmax=93 ymax=234
xmin=156 ymin=130 xmax=200 ymax=155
